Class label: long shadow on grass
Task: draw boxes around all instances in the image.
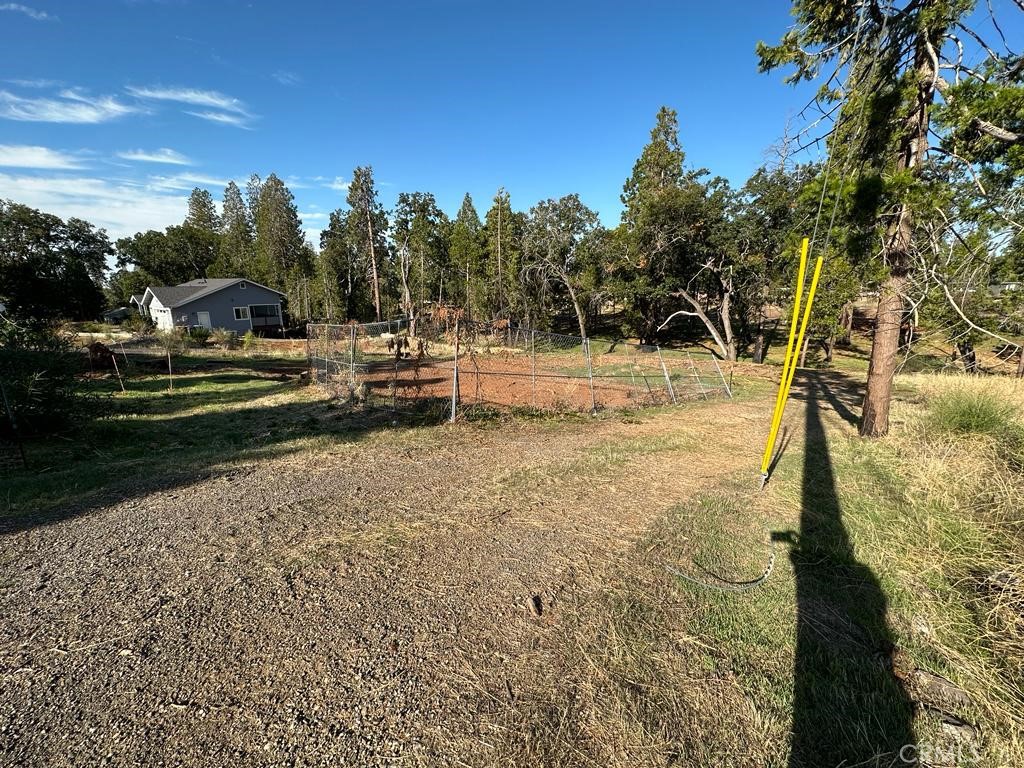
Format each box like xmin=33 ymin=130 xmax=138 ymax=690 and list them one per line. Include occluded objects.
xmin=787 ymin=379 xmax=915 ymax=766
xmin=0 ymin=394 xmax=452 ymax=535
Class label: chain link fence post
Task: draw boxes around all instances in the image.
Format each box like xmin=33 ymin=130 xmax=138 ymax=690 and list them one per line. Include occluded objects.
xmin=450 ymin=316 xmax=460 ymax=422
xmin=686 ymin=351 xmax=708 ymax=400
xmin=348 ymin=324 xmax=356 ymax=389
xmin=711 ymin=355 xmax=732 ymax=398
xmin=584 ymin=337 xmax=597 ymax=414
xmin=656 ymin=345 xmax=677 ymax=404
xmin=531 ymin=329 xmax=537 ymax=408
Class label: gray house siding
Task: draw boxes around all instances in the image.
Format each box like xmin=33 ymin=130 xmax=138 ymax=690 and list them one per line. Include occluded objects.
xmin=171 ymin=283 xmax=284 ymax=333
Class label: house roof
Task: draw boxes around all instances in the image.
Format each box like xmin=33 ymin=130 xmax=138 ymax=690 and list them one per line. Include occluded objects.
xmin=130 ymin=294 xmax=144 ymax=306
xmin=143 ymin=278 xmax=285 ymax=309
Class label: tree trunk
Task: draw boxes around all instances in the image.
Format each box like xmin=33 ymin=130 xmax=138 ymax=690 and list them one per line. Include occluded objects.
xmin=365 ymin=207 xmax=382 ymax=322
xmin=861 ymin=274 xmax=907 ymax=437
xmin=798 ymin=334 xmax=810 ymax=368
xmin=838 ymin=302 xmax=853 ymax=346
xmin=675 ymin=288 xmax=737 ymax=361
xmin=564 ymin=277 xmax=588 ymax=340
xmin=1017 ymin=347 xmax=1024 ymax=378
xmin=752 ymin=317 xmax=766 ymax=364
xmin=860 ymin=28 xmax=937 ymax=438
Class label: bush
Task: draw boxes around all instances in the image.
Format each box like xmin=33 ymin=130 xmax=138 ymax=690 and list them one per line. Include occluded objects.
xmin=121 ymin=313 xmax=152 ymax=335
xmin=242 ymin=330 xmax=258 ymax=352
xmin=188 ymin=326 xmax=212 ymax=346
xmin=209 ymin=328 xmax=238 ymax=350
xmin=0 ymin=317 xmax=87 ymax=436
xmin=154 ymin=327 xmax=191 ymax=356
xmin=929 ymin=385 xmax=1017 ymax=437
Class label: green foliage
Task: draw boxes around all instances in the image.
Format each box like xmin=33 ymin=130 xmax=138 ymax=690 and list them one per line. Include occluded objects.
xmin=522 ymin=194 xmax=602 ymax=338
xmin=392 ymin=191 xmax=449 ymax=319
xmin=0 ymin=200 xmax=110 ymax=320
xmin=210 ymin=328 xmax=239 ymax=349
xmin=121 ymin=313 xmax=152 ymax=335
xmin=448 ymin=193 xmax=487 ymax=317
xmin=0 ymin=317 xmax=86 ymax=436
xmin=612 ymin=108 xmax=734 ymax=344
xmin=242 ymin=329 xmax=258 ymax=351
xmin=483 ymin=188 xmax=524 ymax=319
xmin=154 ymin=327 xmax=191 ymax=356
xmin=115 ymin=225 xmax=219 ymax=286
xmin=928 ymin=386 xmax=1018 ymax=437
xmin=188 ymin=326 xmax=212 ymax=346
xmin=104 ymin=267 xmax=152 ymax=308
xmin=345 ymin=166 xmax=391 ymax=320
xmin=185 ymin=187 xmax=221 ymax=233
xmin=211 ymin=180 xmax=254 ymax=278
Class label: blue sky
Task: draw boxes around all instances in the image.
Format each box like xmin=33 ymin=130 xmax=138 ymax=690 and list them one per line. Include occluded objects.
xmin=1 ymin=0 xmax=1013 ymax=248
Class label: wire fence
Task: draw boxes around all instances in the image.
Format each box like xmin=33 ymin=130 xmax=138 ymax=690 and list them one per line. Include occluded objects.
xmin=306 ymin=317 xmax=732 ymax=417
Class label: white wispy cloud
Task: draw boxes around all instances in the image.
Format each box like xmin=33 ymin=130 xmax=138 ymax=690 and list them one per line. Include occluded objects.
xmin=117 ymin=147 xmax=192 ymax=166
xmin=127 ymin=85 xmax=255 ymax=128
xmin=0 ymin=89 xmax=137 ymax=123
xmin=184 ymin=110 xmax=252 ymax=129
xmin=146 ymin=172 xmax=231 ymax=192
xmin=0 ymin=172 xmax=188 ymax=239
xmin=324 ymin=176 xmax=350 ymax=191
xmin=272 ymin=70 xmax=302 ymax=86
xmin=0 ymin=4 xmax=57 ymax=22
xmin=0 ymin=144 xmax=85 ymax=169
xmin=4 ymin=77 xmax=61 ymax=88
xmin=299 ymin=211 xmax=328 ymax=221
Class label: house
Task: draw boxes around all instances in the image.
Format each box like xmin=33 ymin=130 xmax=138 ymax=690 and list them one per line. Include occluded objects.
xmin=990 ymin=281 xmax=1021 ymax=298
xmin=139 ymin=278 xmax=286 ymax=333
xmin=102 ymin=306 xmax=134 ymax=324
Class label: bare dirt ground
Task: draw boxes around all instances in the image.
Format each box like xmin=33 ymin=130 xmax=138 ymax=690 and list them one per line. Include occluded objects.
xmin=0 ymin=385 xmax=782 ymax=767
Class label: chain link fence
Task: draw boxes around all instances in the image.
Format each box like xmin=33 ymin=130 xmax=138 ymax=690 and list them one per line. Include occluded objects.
xmin=306 ymin=318 xmax=731 ymax=417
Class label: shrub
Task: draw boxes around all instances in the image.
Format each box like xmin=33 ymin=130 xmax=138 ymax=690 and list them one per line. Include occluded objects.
xmin=0 ymin=317 xmax=87 ymax=436
xmin=242 ymin=330 xmax=258 ymax=352
xmin=121 ymin=313 xmax=152 ymax=335
xmin=154 ymin=327 xmax=191 ymax=356
xmin=188 ymin=326 xmax=212 ymax=346
xmin=928 ymin=385 xmax=1017 ymax=437
xmin=209 ymin=328 xmax=238 ymax=349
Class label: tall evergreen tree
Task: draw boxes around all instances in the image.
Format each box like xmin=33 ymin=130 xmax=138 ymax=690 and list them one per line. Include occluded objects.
xmin=448 ymin=193 xmax=486 ymax=318
xmin=345 ymin=166 xmax=389 ymax=321
xmin=391 ymin=192 xmax=448 ymax=322
xmin=614 ymin=107 xmax=734 ymax=351
xmin=212 ymin=180 xmax=254 ymax=278
xmin=483 ymin=188 xmax=522 ymax=319
xmin=760 ymin=0 xmax=1024 ymax=436
xmin=254 ymin=173 xmax=305 ymax=300
xmin=184 ymin=187 xmax=220 ymax=233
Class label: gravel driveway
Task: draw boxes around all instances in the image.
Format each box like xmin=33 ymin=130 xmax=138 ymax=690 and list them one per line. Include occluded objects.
xmin=0 ymin=400 xmax=745 ymax=767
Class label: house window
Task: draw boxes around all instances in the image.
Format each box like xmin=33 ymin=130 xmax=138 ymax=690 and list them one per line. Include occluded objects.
xmin=239 ymin=281 xmax=246 ymax=289
xmin=250 ymin=304 xmax=279 ymax=318
xmin=234 ymin=307 xmax=249 ymax=320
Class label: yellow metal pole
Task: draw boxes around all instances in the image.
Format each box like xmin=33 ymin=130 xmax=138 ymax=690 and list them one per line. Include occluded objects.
xmin=772 ymin=255 xmax=824 ymax=442
xmin=760 ymin=238 xmax=809 ymax=476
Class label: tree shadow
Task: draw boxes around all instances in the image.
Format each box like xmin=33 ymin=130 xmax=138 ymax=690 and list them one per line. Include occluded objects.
xmin=0 ymin=390 xmax=453 ymax=536
xmin=784 ymin=379 xmax=915 ymax=766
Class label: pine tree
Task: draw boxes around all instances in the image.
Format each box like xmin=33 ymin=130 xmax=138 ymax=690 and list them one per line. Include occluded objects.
xmin=759 ymin=0 xmax=1024 ymax=435
xmin=345 ymin=166 xmax=389 ymax=321
xmin=448 ymin=193 xmax=486 ymax=318
xmin=391 ymin=192 xmax=448 ymax=322
xmin=483 ymin=188 xmax=522 ymax=319
xmin=212 ymin=181 xmax=254 ymax=278
xmin=185 ymin=188 xmax=220 ymax=233
xmin=254 ymin=173 xmax=304 ymax=294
